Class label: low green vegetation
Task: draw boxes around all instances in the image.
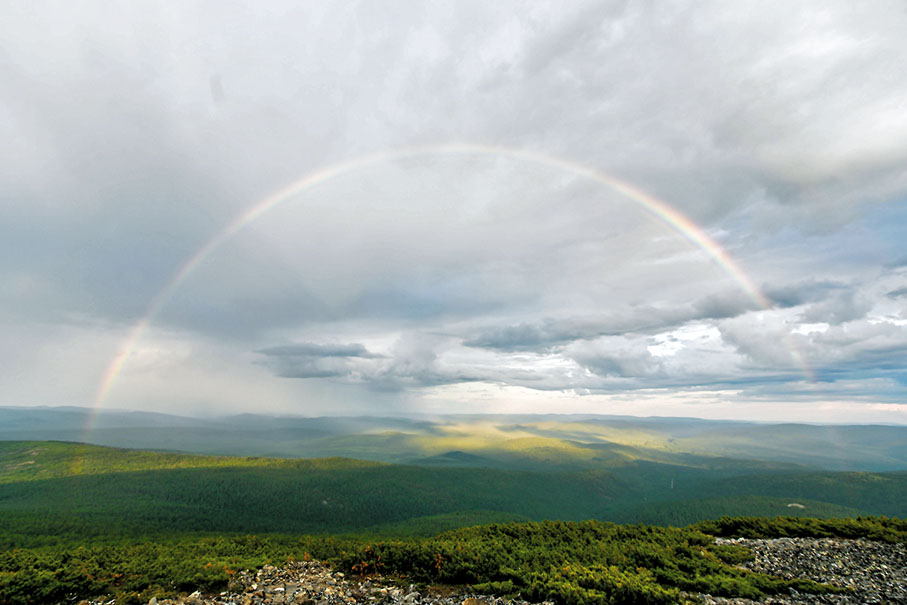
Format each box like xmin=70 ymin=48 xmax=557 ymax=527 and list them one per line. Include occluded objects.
xmin=5 ymin=517 xmax=904 ymax=605
xmin=0 ymin=534 xmax=349 ymax=605
xmin=694 ymin=515 xmax=907 ymax=543
xmin=333 ymin=520 xmax=869 ymax=605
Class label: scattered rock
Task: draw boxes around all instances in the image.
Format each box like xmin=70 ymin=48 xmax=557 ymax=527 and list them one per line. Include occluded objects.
xmin=65 ymin=538 xmax=907 ymax=605
xmin=136 ymin=560 xmax=554 ymax=605
xmin=697 ymin=537 xmax=907 ymax=604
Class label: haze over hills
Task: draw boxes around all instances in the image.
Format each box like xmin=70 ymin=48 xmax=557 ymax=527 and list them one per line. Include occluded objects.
xmin=2 ymin=405 xmax=905 ymax=472
xmin=2 ymin=405 xmax=906 ymax=537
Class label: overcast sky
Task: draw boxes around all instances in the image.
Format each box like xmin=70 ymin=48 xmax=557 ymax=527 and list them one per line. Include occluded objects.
xmin=2 ymin=1 xmax=906 ymax=423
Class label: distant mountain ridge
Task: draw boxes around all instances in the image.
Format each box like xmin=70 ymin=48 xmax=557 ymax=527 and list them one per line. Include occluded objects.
xmin=2 ymin=405 xmax=905 ymax=472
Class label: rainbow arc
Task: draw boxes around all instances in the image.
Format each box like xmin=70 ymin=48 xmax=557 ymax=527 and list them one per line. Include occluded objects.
xmin=88 ymin=144 xmax=812 ymax=433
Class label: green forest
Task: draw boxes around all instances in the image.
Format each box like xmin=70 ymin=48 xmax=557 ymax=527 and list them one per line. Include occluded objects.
xmin=1 ymin=441 xmax=905 ymax=604
xmin=2 ymin=441 xmax=904 ymax=545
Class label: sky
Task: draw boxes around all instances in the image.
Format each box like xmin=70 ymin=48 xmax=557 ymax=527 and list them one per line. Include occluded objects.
xmin=1 ymin=1 xmax=906 ymax=423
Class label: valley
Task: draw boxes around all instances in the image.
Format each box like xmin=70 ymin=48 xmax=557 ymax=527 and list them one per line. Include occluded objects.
xmin=1 ymin=408 xmax=905 ymax=604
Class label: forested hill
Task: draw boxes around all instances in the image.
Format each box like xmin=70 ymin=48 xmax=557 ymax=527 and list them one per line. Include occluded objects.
xmin=0 ymin=440 xmax=382 ymax=484
xmin=1 ymin=440 xmax=905 ymax=548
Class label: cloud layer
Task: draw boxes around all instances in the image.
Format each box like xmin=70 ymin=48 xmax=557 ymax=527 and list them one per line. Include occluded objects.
xmin=2 ymin=1 xmax=906 ymax=422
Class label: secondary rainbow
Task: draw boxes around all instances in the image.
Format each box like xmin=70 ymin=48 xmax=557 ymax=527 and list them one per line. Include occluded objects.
xmin=89 ymin=143 xmax=811 ymax=428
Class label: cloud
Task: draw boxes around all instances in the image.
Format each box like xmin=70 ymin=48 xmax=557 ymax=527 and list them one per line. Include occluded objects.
xmin=5 ymin=1 xmax=906 ymax=334
xmin=762 ymin=280 xmax=848 ymax=308
xmin=2 ymin=1 xmax=907 ymax=420
xmin=805 ymin=321 xmax=907 ymax=378
xmin=719 ymin=274 xmax=907 ymax=385
xmin=567 ymin=337 xmax=660 ymax=379
xmin=464 ymin=290 xmax=759 ymax=351
xmin=258 ymin=343 xmax=380 ymax=359
xmin=256 ymin=335 xmax=486 ymax=389
xmin=257 ymin=342 xmax=382 ymax=379
xmin=799 ymin=290 xmax=872 ymax=325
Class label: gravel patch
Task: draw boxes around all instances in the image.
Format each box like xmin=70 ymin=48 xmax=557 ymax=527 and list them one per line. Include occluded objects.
xmin=132 ymin=561 xmax=552 ymax=605
xmin=697 ymin=537 xmax=907 ymax=604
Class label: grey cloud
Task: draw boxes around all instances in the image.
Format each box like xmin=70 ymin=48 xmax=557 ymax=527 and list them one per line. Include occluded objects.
xmin=257 ymin=335 xmax=485 ymax=390
xmin=805 ymin=322 xmax=907 ymax=371
xmin=464 ymin=291 xmax=759 ymax=352
xmin=461 ymin=1 xmax=907 ymax=226
xmin=719 ymin=320 xmax=809 ymax=373
xmin=714 ymin=265 xmax=907 ymax=385
xmin=799 ymin=291 xmax=872 ymax=325
xmin=555 ymin=328 xmax=772 ymax=391
xmin=258 ymin=343 xmax=380 ymax=359
xmin=262 ymin=360 xmax=350 ymax=380
xmin=3 ymin=1 xmax=907 ymax=418
xmin=360 ymin=332 xmax=505 ymax=391
xmin=570 ymin=344 xmax=659 ymax=380
xmin=719 ymin=312 xmax=907 ymax=385
xmin=691 ymin=291 xmax=760 ymax=319
xmin=731 ymin=376 xmax=907 ymax=406
xmin=0 ymin=34 xmax=247 ymax=325
xmin=461 ymin=315 xmax=675 ymax=352
xmin=257 ymin=342 xmax=381 ymax=380
xmin=0 ymin=2 xmax=387 ymax=332
xmin=762 ymin=279 xmax=876 ymax=326
xmin=5 ymin=0 xmax=904 ymax=335
xmin=463 ymin=320 xmax=586 ymax=351
xmin=762 ymin=281 xmax=848 ymax=308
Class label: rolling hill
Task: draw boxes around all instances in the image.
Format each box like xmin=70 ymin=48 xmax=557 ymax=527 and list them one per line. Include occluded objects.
xmin=1 ymin=440 xmax=904 ymax=549
xmin=1 ymin=435 xmax=905 ymax=605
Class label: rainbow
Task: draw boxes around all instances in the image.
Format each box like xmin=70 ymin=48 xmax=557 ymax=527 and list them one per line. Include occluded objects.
xmin=88 ymin=143 xmax=811 ymax=430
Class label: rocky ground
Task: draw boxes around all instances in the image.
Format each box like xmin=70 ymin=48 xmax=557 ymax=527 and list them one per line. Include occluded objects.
xmin=77 ymin=537 xmax=905 ymax=605
xmin=698 ymin=537 xmax=907 ymax=604
xmin=139 ymin=561 xmax=552 ymax=605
